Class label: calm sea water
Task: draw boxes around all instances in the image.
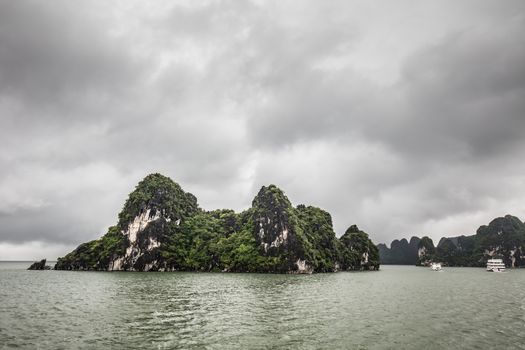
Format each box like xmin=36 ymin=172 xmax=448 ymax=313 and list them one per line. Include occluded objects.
xmin=1 ymin=262 xmax=524 ymax=349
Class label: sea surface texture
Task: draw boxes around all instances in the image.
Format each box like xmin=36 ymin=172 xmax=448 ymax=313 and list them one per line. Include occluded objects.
xmin=1 ymin=263 xmax=524 ymax=349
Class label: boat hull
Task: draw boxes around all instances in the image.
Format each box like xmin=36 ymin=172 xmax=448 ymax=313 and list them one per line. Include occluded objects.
xmin=486 ymin=259 xmax=505 ymax=272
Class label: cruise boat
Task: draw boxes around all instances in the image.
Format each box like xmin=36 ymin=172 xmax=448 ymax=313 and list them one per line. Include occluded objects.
xmin=430 ymin=262 xmax=442 ymax=271
xmin=486 ymin=258 xmax=505 ymax=272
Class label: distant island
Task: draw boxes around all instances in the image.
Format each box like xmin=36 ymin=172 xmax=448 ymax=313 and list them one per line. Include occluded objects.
xmin=377 ymin=215 xmax=525 ymax=267
xmin=55 ymin=173 xmax=380 ymax=273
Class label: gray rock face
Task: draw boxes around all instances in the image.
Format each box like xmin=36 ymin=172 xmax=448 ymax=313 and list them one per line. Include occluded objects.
xmin=57 ymin=173 xmax=199 ymax=272
xmin=377 ymin=237 xmax=420 ymax=265
xmin=252 ymin=185 xmax=295 ymax=255
xmin=339 ymin=225 xmax=380 ymax=271
xmin=28 ymin=259 xmax=49 ymax=270
xmin=55 ymin=173 xmax=380 ymax=273
xmin=251 ymin=185 xmax=307 ymax=272
xmin=378 ymin=215 xmax=525 ymax=267
xmin=108 ymin=208 xmax=169 ymax=271
xmin=416 ymin=236 xmax=436 ymax=266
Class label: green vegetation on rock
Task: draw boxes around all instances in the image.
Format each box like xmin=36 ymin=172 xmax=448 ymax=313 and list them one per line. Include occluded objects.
xmin=378 ymin=215 xmax=525 ymax=268
xmin=339 ymin=225 xmax=380 ymax=270
xmin=377 ymin=237 xmax=420 ymax=265
xmin=117 ymin=173 xmax=199 ymax=230
xmin=416 ymin=236 xmax=435 ymax=266
xmin=55 ymin=226 xmax=128 ymax=270
xmin=56 ymin=173 xmax=380 ymax=273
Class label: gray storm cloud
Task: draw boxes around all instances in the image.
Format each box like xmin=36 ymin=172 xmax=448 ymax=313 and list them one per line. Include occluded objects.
xmin=0 ymin=0 xmax=524 ymax=259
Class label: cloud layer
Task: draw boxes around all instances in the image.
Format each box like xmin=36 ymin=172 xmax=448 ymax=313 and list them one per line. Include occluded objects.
xmin=1 ymin=0 xmax=524 ymax=259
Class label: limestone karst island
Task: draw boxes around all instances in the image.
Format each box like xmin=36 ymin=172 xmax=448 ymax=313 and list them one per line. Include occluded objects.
xmin=55 ymin=173 xmax=380 ymax=273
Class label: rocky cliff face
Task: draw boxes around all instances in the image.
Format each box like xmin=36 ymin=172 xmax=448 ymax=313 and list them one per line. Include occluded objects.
xmin=251 ymin=185 xmax=307 ymax=272
xmin=377 ymin=236 xmax=420 ymax=265
xmin=377 ymin=215 xmax=525 ymax=267
xmin=111 ymin=173 xmax=199 ymax=271
xmin=416 ymin=236 xmax=435 ymax=266
xmin=55 ymin=173 xmax=198 ymax=271
xmin=108 ymin=208 xmax=168 ymax=271
xmin=55 ymin=173 xmax=380 ymax=273
xmin=432 ymin=215 xmax=525 ymax=267
xmin=339 ymin=225 xmax=380 ymax=270
xmin=475 ymin=215 xmax=525 ymax=267
xmin=28 ymin=259 xmax=49 ymax=270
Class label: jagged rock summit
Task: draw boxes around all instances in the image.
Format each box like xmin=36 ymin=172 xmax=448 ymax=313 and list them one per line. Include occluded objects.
xmin=55 ymin=173 xmax=380 ymax=273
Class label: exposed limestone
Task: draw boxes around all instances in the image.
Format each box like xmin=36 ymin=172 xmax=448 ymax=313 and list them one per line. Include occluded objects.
xmin=107 ymin=207 xmax=166 ymax=271
xmin=270 ymin=229 xmax=288 ymax=248
xmin=126 ymin=208 xmax=161 ymax=244
xmin=294 ymin=259 xmax=313 ymax=274
xmin=339 ymin=225 xmax=380 ymax=271
xmin=381 ymin=215 xmax=525 ymax=267
xmin=55 ymin=173 xmax=381 ymax=273
xmin=361 ymin=252 xmax=369 ymax=265
xmin=148 ymin=237 xmax=160 ymax=250
xmin=109 ymin=257 xmax=124 ymax=271
xmin=417 ymin=246 xmax=426 ymax=257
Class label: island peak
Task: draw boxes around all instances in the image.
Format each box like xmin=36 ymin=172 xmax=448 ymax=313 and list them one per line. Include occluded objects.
xmin=56 ymin=175 xmax=380 ymax=273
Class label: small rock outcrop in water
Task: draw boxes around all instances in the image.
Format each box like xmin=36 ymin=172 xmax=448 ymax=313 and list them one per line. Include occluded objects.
xmin=28 ymin=259 xmax=49 ymax=270
xmin=55 ymin=173 xmax=380 ymax=273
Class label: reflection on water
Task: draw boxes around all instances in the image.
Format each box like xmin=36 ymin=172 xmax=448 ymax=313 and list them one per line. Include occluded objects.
xmin=1 ymin=264 xmax=525 ymax=349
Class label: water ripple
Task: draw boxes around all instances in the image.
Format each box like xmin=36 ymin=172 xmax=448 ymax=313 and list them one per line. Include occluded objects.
xmin=2 ymin=265 xmax=525 ymax=349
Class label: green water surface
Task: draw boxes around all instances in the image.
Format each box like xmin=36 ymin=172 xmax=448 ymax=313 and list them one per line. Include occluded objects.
xmin=1 ymin=263 xmax=524 ymax=349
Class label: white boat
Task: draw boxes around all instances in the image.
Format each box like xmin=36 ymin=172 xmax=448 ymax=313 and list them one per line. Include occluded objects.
xmin=430 ymin=262 xmax=442 ymax=271
xmin=486 ymin=258 xmax=505 ymax=272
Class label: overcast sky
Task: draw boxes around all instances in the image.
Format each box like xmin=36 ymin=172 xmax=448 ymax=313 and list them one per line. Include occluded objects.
xmin=1 ymin=0 xmax=524 ymax=260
